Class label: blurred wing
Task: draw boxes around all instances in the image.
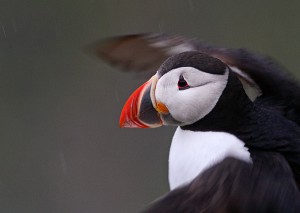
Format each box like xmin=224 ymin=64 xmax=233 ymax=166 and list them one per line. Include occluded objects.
xmin=142 ymin=156 xmax=300 ymax=213
xmin=89 ymin=34 xmax=196 ymax=73
xmin=90 ymin=33 xmax=300 ymax=125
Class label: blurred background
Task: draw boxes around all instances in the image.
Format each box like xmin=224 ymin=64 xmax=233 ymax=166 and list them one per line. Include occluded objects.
xmin=1 ymin=0 xmax=300 ymax=212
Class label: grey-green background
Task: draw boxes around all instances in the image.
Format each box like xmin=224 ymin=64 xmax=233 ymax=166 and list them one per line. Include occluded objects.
xmin=1 ymin=1 xmax=300 ymax=212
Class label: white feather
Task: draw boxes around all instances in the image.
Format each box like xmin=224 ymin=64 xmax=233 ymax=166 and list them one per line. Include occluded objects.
xmin=230 ymin=66 xmax=262 ymax=101
xmin=168 ymin=127 xmax=252 ymax=190
xmin=155 ymin=67 xmax=229 ymax=125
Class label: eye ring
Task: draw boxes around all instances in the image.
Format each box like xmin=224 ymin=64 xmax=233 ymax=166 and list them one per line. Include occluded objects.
xmin=178 ymin=75 xmax=190 ymax=90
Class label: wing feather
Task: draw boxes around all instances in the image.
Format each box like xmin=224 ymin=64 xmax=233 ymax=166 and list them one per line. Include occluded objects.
xmin=142 ymin=156 xmax=300 ymax=213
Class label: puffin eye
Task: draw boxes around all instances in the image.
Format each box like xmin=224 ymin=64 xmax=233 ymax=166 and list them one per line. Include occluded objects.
xmin=178 ymin=75 xmax=190 ymax=90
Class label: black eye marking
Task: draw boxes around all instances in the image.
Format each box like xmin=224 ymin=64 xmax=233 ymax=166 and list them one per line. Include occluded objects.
xmin=178 ymin=75 xmax=190 ymax=90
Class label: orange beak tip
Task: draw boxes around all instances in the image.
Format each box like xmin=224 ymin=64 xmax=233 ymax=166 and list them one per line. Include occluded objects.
xmin=119 ymin=75 xmax=163 ymax=129
xmin=119 ymin=81 xmax=151 ymax=128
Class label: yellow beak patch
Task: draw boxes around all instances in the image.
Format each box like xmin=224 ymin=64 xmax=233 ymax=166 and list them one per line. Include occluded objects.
xmin=156 ymin=102 xmax=169 ymax=114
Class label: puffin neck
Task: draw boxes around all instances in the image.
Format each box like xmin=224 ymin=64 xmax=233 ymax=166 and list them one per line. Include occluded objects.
xmin=181 ymin=71 xmax=255 ymax=134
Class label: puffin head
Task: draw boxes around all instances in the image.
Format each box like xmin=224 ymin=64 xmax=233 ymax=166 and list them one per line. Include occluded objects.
xmin=120 ymin=51 xmax=230 ymax=128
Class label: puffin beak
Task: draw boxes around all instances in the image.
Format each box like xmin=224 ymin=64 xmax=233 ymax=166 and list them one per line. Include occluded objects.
xmin=120 ymin=75 xmax=167 ymax=128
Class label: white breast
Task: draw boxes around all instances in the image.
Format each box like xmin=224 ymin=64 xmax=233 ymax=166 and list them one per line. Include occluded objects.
xmin=168 ymin=127 xmax=251 ymax=190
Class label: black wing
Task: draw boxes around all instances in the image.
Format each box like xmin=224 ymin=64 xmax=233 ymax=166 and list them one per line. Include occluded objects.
xmin=142 ymin=155 xmax=300 ymax=213
xmin=90 ymin=33 xmax=300 ymax=125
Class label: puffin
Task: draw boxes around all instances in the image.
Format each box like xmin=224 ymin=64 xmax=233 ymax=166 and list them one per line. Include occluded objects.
xmin=90 ymin=34 xmax=300 ymax=212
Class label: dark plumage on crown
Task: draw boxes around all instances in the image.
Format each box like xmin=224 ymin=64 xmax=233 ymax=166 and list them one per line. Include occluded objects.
xmin=158 ymin=51 xmax=227 ymax=77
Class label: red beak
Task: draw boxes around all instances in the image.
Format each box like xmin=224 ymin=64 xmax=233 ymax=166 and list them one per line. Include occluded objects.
xmin=119 ymin=76 xmax=163 ymax=128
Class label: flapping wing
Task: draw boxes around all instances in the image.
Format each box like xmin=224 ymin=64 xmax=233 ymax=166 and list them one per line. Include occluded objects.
xmin=88 ymin=34 xmax=195 ymax=73
xmin=142 ymin=155 xmax=300 ymax=213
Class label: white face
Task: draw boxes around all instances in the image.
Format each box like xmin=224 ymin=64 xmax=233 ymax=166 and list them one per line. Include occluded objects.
xmin=155 ymin=67 xmax=229 ymax=125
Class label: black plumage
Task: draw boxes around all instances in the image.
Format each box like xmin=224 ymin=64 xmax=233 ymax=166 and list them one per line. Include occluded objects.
xmin=157 ymin=51 xmax=227 ymax=76
xmin=143 ymin=156 xmax=300 ymax=213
